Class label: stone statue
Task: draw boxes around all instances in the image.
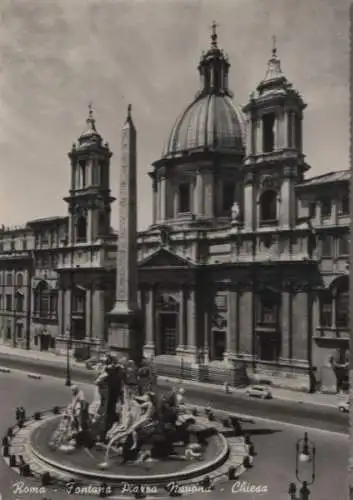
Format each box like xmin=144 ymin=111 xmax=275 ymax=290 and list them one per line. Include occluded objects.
xmin=49 ymin=356 xmax=204 ymax=467
xmin=231 ymin=201 xmax=240 ymax=222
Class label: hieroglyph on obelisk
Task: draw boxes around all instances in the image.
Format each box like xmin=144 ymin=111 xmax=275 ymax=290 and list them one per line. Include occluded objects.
xmin=108 ymin=105 xmax=141 ymax=358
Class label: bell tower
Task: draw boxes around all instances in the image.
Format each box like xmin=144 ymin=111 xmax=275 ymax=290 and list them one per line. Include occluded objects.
xmin=65 ymin=104 xmax=115 ymax=245
xmin=242 ymin=39 xmax=310 ymax=231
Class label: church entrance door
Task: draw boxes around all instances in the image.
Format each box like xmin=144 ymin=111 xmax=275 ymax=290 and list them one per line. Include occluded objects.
xmin=159 ymin=313 xmax=177 ymax=355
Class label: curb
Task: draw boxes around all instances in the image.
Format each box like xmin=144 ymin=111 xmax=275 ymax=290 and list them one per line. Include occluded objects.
xmin=159 ymin=376 xmax=339 ymax=409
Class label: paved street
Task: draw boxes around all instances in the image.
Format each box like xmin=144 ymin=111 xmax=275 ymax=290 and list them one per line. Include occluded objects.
xmin=0 ymin=370 xmax=347 ymax=500
xmin=0 ymin=351 xmax=347 ymax=434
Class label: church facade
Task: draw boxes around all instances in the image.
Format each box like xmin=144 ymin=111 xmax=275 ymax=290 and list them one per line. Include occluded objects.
xmin=0 ymin=28 xmax=349 ymax=391
xmin=137 ymin=28 xmax=349 ymax=391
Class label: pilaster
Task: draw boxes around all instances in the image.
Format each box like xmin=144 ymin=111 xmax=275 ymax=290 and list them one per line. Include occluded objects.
xmin=224 ymin=289 xmax=237 ymax=363
xmin=144 ymin=288 xmax=155 ymax=357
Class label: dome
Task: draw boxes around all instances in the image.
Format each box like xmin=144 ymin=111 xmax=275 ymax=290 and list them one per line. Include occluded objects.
xmin=162 ymin=94 xmax=246 ymax=158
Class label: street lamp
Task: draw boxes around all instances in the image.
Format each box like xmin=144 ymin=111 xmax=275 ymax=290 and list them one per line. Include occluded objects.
xmin=65 ymin=328 xmax=71 ymax=387
xmin=289 ymin=432 xmax=316 ymax=499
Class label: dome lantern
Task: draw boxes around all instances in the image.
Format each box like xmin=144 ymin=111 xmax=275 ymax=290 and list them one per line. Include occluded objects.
xmin=197 ymin=21 xmax=231 ymax=98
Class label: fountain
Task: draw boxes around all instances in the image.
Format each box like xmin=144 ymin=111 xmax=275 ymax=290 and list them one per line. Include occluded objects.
xmin=1 ymin=355 xmax=252 ymax=496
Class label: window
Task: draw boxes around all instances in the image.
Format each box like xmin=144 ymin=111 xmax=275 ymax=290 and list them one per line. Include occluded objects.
xmin=73 ymin=288 xmax=85 ymax=314
xmin=321 ymin=235 xmax=332 ymax=257
xmin=22 ymin=238 xmax=27 ymax=251
xmin=6 ymin=321 xmax=11 ymax=340
xmin=308 ymin=202 xmax=316 ymax=219
xmin=34 ymin=282 xmax=49 ymax=317
xmin=258 ymin=292 xmax=278 ymax=324
xmin=10 ymin=239 xmax=15 ymax=251
xmin=15 ymin=292 xmax=24 ymax=313
xmin=262 ymin=113 xmax=275 ymax=153
xmin=339 ymin=190 xmax=349 ymax=215
xmin=338 ymin=234 xmax=349 ymax=256
xmin=222 ymin=182 xmax=234 ymax=214
xmin=76 ymin=215 xmax=87 ymax=243
xmin=178 ymin=183 xmax=190 ymax=213
xmin=336 ymin=289 xmax=348 ymax=328
xmin=5 ymin=294 xmax=12 ymax=311
xmin=16 ymin=273 xmax=23 ymax=287
xmin=16 ymin=323 xmax=23 ymax=339
xmin=320 ymin=291 xmax=332 ymax=327
xmin=49 ymin=291 xmax=58 ymax=315
xmin=320 ymin=198 xmax=331 ymax=218
xmin=6 ymin=273 xmax=12 ymax=287
xmin=294 ymin=114 xmax=302 ymax=150
xmin=259 ymin=190 xmax=277 ymax=224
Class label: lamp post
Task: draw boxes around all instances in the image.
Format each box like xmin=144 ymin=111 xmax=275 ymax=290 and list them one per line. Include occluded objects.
xmin=65 ymin=327 xmax=71 ymax=387
xmin=289 ymin=432 xmax=316 ymax=499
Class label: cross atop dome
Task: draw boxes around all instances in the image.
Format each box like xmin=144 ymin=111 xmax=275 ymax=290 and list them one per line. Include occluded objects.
xmin=86 ymin=102 xmax=97 ymax=132
xmin=210 ymin=21 xmax=219 ymax=48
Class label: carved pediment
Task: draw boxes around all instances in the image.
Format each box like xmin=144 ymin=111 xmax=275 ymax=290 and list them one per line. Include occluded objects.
xmin=138 ymin=248 xmax=194 ymax=269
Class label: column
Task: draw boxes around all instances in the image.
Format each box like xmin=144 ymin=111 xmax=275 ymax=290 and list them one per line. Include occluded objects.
xmin=85 ymin=288 xmax=92 ymax=339
xmin=225 ymin=289 xmax=237 ymax=362
xmin=244 ymin=183 xmax=254 ymax=231
xmin=177 ymin=288 xmax=185 ymax=350
xmin=280 ymin=179 xmax=290 ymax=228
xmin=331 ymin=290 xmax=337 ymax=328
xmin=203 ymin=172 xmax=213 ymax=217
xmin=257 ymin=119 xmax=263 ymax=153
xmin=173 ymin=190 xmax=179 ymax=218
xmin=281 ymin=290 xmax=292 ymax=360
xmin=185 ymin=289 xmax=197 ymax=359
xmin=284 ymin=111 xmax=290 ymax=148
xmin=159 ymin=178 xmax=166 ymax=221
xmin=144 ymin=288 xmax=155 ymax=356
xmin=238 ymin=291 xmax=253 ymax=357
xmin=194 ymin=173 xmax=204 ymax=216
xmin=152 ymin=182 xmax=157 ymax=224
xmin=64 ymin=289 xmax=72 ymax=333
xmin=291 ymin=112 xmax=296 ymax=148
xmin=57 ymin=289 xmax=65 ymax=337
xmin=92 ymin=289 xmax=105 ymax=342
xmin=292 ymin=292 xmax=309 ymax=362
xmin=246 ymin=118 xmax=252 ymax=155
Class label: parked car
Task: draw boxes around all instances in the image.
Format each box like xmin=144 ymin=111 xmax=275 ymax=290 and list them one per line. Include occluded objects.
xmin=338 ymin=399 xmax=349 ymax=413
xmin=245 ymin=385 xmax=272 ymax=400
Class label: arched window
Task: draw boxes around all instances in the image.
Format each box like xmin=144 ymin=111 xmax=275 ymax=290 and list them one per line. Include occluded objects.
xmin=34 ymin=281 xmax=49 ymax=317
xmin=76 ymin=215 xmax=87 ymax=243
xmin=259 ymin=190 xmax=277 ymax=224
xmin=262 ymin=113 xmax=275 ymax=153
xmin=6 ymin=272 xmax=12 ymax=287
xmin=178 ymin=183 xmax=190 ymax=213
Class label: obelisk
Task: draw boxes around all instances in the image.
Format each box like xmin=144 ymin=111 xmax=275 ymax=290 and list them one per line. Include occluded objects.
xmin=107 ymin=104 xmax=142 ymax=363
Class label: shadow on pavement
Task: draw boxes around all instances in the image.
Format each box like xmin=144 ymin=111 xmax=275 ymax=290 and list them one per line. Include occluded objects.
xmin=243 ymin=428 xmax=282 ymax=436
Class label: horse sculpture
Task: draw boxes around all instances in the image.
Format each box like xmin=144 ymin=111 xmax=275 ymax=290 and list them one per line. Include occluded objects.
xmin=49 ymin=354 xmax=202 ymax=467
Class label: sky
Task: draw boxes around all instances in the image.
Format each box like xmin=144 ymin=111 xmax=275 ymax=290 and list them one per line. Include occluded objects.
xmin=0 ymin=0 xmax=349 ymax=230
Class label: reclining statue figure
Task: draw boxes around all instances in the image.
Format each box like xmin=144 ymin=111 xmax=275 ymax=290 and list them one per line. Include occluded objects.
xmin=49 ymin=354 xmax=201 ymax=465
